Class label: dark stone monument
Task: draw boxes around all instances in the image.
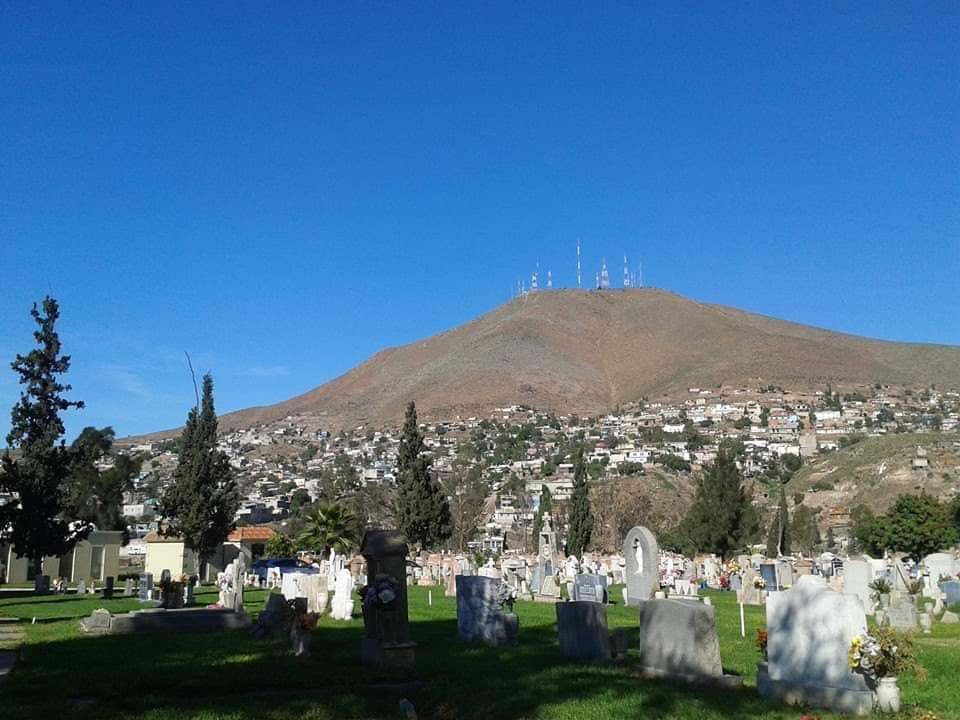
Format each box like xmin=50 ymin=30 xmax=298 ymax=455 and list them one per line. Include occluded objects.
xmin=360 ymin=530 xmax=416 ymax=673
xmin=34 ymin=575 xmax=51 ymax=594
xmin=102 ymin=576 xmax=115 ymax=600
xmin=759 ymin=562 xmax=780 ymax=591
xmin=556 ymin=601 xmax=610 ymax=663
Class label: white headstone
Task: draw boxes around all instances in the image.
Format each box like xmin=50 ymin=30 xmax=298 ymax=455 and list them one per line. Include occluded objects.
xmin=330 ymin=568 xmax=355 ymax=621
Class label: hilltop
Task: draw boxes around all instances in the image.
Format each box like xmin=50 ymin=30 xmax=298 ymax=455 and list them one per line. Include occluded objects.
xmin=216 ymin=289 xmax=960 ymax=433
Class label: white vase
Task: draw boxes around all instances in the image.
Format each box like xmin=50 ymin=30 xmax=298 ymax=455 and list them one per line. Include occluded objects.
xmin=874 ymin=677 xmax=900 ymax=713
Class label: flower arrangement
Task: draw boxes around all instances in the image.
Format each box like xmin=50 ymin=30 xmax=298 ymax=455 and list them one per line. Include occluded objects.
xmin=755 ymin=628 xmax=768 ymax=660
xmin=727 ymin=561 xmax=741 ymax=574
xmin=753 ymin=577 xmax=767 ymax=590
xmin=848 ymin=627 xmax=921 ymax=682
xmin=361 ymin=574 xmax=400 ymax=610
xmin=908 ymin=579 xmax=925 ymax=596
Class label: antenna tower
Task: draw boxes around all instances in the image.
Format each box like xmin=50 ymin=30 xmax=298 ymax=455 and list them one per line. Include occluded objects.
xmin=623 ymin=254 xmax=631 ymax=288
xmin=547 ymin=270 xmax=553 ymax=288
xmin=599 ymin=257 xmax=610 ymax=289
xmin=576 ymin=239 xmax=582 ymax=289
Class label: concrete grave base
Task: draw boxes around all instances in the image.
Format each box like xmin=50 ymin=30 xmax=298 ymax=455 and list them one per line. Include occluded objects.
xmin=361 ymin=639 xmax=417 ymax=673
xmin=637 ymin=666 xmax=743 ymax=689
xmin=80 ymin=607 xmax=251 ymax=634
xmin=757 ymin=663 xmax=873 ymax=716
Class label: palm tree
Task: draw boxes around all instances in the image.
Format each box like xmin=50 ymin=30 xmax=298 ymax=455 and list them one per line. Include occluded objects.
xmin=297 ymin=502 xmax=358 ymax=556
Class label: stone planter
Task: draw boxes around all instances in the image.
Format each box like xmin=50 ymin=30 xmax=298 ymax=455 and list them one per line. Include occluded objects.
xmin=874 ymin=677 xmax=900 ymax=713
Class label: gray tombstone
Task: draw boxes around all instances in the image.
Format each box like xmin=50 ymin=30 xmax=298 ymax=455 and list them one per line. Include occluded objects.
xmin=160 ymin=569 xmax=172 ymax=584
xmin=941 ymin=580 xmax=960 ymax=606
xmin=636 ymin=599 xmax=724 ymax=681
xmin=759 ymin=575 xmax=872 ymax=715
xmin=777 ymin=561 xmax=794 ymax=588
xmin=123 ymin=578 xmax=134 ymax=596
xmin=34 ymin=575 xmax=51 ymax=594
xmin=843 ymin=560 xmax=873 ymax=615
xmin=102 ymin=576 xmax=115 ymax=600
xmin=76 ymin=579 xmax=87 ymax=595
xmin=886 ymin=600 xmax=918 ymax=631
xmin=759 ymin=563 xmax=779 ymax=591
xmin=573 ymin=574 xmax=608 ymax=604
xmin=139 ymin=572 xmax=154 ymax=601
xmin=455 ymin=576 xmax=518 ymax=646
xmin=624 ymin=526 xmax=658 ymax=606
xmin=235 ymin=553 xmax=247 ymax=613
xmin=556 ymin=601 xmax=610 ymax=663
xmin=529 ymin=565 xmax=543 ymax=594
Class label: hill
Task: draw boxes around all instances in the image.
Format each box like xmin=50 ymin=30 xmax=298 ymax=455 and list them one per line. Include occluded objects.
xmin=217 ymin=289 xmax=960 ymax=432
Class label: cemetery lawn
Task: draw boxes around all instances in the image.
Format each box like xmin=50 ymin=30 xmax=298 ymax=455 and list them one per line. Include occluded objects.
xmin=0 ymin=587 xmax=957 ymax=720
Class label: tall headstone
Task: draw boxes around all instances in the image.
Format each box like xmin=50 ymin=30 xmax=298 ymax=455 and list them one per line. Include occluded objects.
xmin=139 ymin=572 xmax=154 ymax=601
xmin=235 ymin=553 xmax=246 ymax=613
xmin=330 ymin=568 xmax=355 ymax=621
xmin=123 ymin=578 xmax=134 ymax=597
xmin=102 ymin=576 xmax=115 ymax=600
xmin=843 ymin=560 xmax=873 ymax=615
xmin=624 ymin=526 xmax=658 ymax=606
xmin=556 ymin=601 xmax=610 ymax=663
xmin=942 ymin=580 xmax=960 ymax=606
xmin=456 ymin=576 xmax=518 ymax=646
xmin=360 ymin=530 xmax=415 ymax=673
xmin=759 ymin=562 xmax=779 ymax=591
xmin=759 ymin=575 xmax=872 ymax=715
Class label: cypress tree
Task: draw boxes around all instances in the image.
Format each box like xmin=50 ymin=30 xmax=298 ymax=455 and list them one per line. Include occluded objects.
xmin=395 ymin=402 xmax=451 ymax=550
xmin=161 ymin=374 xmax=239 ymax=566
xmin=0 ymin=297 xmax=88 ymax=579
xmin=530 ymin=485 xmax=553 ymax=548
xmin=566 ymin=447 xmax=594 ymax=557
xmin=670 ymin=447 xmax=758 ymax=561
xmin=766 ymin=483 xmax=791 ymax=557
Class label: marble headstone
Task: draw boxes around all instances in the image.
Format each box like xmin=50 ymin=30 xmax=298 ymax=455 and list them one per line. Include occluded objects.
xmin=624 ymin=526 xmax=658 ymax=606
xmin=843 ymin=560 xmax=873 ymax=615
xmin=556 ymin=601 xmax=610 ymax=663
xmin=760 ymin=575 xmax=872 ymax=715
xmin=455 ymin=576 xmax=517 ymax=646
xmin=636 ymin=599 xmax=723 ymax=681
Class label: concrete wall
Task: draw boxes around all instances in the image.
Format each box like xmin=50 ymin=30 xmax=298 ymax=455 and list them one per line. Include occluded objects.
xmin=145 ymin=541 xmax=197 ymax=579
xmin=3 ymin=547 xmax=60 ymax=584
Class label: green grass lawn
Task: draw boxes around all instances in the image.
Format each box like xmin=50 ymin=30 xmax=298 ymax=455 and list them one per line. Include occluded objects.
xmin=0 ymin=586 xmax=956 ymax=720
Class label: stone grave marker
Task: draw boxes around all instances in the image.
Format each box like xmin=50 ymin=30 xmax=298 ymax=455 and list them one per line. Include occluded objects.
xmin=102 ymin=577 xmax=115 ymax=600
xmin=123 ymin=578 xmax=134 ymax=596
xmin=941 ymin=580 xmax=960 ymax=606
xmin=77 ymin=579 xmax=87 ymax=595
xmin=759 ymin=575 xmax=872 ymax=715
xmin=360 ymin=529 xmax=415 ymax=673
xmin=556 ymin=601 xmax=610 ymax=663
xmin=843 ymin=560 xmax=873 ymax=615
xmin=923 ymin=552 xmax=956 ymax=584
xmin=624 ymin=526 xmax=658 ymax=606
xmin=636 ymin=599 xmax=737 ymax=686
xmin=759 ymin=562 xmax=779 ymax=591
xmin=573 ymin=574 xmax=608 ymax=604
xmin=886 ymin=600 xmax=918 ymax=631
xmin=456 ymin=576 xmax=518 ymax=646
xmin=139 ymin=573 xmax=154 ymax=601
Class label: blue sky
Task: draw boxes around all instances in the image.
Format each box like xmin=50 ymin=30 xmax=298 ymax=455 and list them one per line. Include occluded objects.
xmin=1 ymin=3 xmax=958 ymax=440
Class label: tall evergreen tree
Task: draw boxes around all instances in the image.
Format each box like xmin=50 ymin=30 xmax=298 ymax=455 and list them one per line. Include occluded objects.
xmin=566 ymin=447 xmax=594 ymax=557
xmin=766 ymin=483 xmax=791 ymax=557
xmin=160 ymin=374 xmax=239 ymax=565
xmin=395 ymin=402 xmax=451 ymax=550
xmin=668 ymin=447 xmax=759 ymax=560
xmin=0 ymin=297 xmax=88 ymax=578
xmin=530 ymin=485 xmax=553 ymax=548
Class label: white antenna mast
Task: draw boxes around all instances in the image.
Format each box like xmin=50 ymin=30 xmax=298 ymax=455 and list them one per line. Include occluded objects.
xmin=576 ymin=239 xmax=582 ymax=289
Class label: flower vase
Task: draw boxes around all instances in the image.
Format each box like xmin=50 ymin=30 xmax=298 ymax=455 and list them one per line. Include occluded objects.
xmin=874 ymin=677 xmax=900 ymax=713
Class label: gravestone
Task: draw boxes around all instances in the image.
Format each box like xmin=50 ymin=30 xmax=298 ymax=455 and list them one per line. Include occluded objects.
xmin=139 ymin=573 xmax=154 ymax=601
xmin=123 ymin=578 xmax=134 ymax=596
xmin=759 ymin=562 xmax=779 ymax=591
xmin=456 ymin=576 xmax=518 ymax=646
xmin=330 ymin=568 xmax=355 ymax=621
xmin=739 ymin=566 xmax=762 ymax=605
xmin=886 ymin=600 xmax=918 ymax=631
xmin=759 ymin=575 xmax=872 ymax=715
xmin=636 ymin=599 xmax=736 ymax=686
xmin=556 ymin=601 xmax=610 ymax=663
xmin=942 ymin=580 xmax=960 ymax=606
xmin=34 ymin=575 xmax=51 ymax=594
xmin=573 ymin=574 xmax=608 ymax=604
xmin=102 ymin=577 xmax=115 ymax=600
xmin=843 ymin=560 xmax=873 ymax=615
xmin=79 ymin=608 xmax=113 ymax=633
xmin=777 ymin=561 xmax=794 ymax=588
xmin=77 ymin=579 xmax=87 ymax=595
xmin=794 ymin=559 xmax=814 ymax=577
xmin=360 ymin=530 xmax=416 ymax=673
xmin=536 ymin=574 xmax=561 ymax=603
xmin=728 ymin=573 xmax=742 ymax=592
xmin=923 ymin=552 xmax=956 ymax=584
xmin=624 ymin=526 xmax=658 ymax=606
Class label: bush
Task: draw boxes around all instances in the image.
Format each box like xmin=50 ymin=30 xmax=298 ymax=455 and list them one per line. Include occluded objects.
xmin=812 ymin=479 xmax=835 ymax=491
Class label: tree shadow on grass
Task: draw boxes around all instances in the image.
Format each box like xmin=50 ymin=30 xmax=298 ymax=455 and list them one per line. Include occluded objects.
xmin=0 ymin=610 xmax=805 ymax=720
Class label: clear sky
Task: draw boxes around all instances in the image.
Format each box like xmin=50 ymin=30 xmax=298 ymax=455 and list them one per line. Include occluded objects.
xmin=1 ymin=3 xmax=958 ymax=440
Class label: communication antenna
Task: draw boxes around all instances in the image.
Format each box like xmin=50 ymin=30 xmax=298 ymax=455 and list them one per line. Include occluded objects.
xmin=599 ymin=257 xmax=610 ymax=289
xmin=623 ymin=254 xmax=631 ymax=288
xmin=531 ymin=267 xmax=539 ymax=292
xmin=547 ymin=270 xmax=553 ymax=289
xmin=576 ymin=239 xmax=582 ymax=289
xmin=638 ymin=259 xmax=643 ymax=288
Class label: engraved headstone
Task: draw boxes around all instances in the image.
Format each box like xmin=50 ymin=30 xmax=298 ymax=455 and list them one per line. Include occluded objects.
xmin=573 ymin=574 xmax=608 ymax=604
xmin=556 ymin=601 xmax=610 ymax=663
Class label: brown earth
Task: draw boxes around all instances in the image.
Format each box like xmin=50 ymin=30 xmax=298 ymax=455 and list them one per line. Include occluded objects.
xmin=209 ymin=289 xmax=960 ymax=433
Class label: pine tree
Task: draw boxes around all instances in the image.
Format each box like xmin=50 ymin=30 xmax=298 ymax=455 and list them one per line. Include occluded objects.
xmin=669 ymin=447 xmax=759 ymax=560
xmin=566 ymin=447 xmax=594 ymax=557
xmin=161 ymin=374 xmax=239 ymax=566
xmin=0 ymin=297 xmax=88 ymax=579
xmin=395 ymin=402 xmax=451 ymax=550
xmin=530 ymin=485 xmax=553 ymax=548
